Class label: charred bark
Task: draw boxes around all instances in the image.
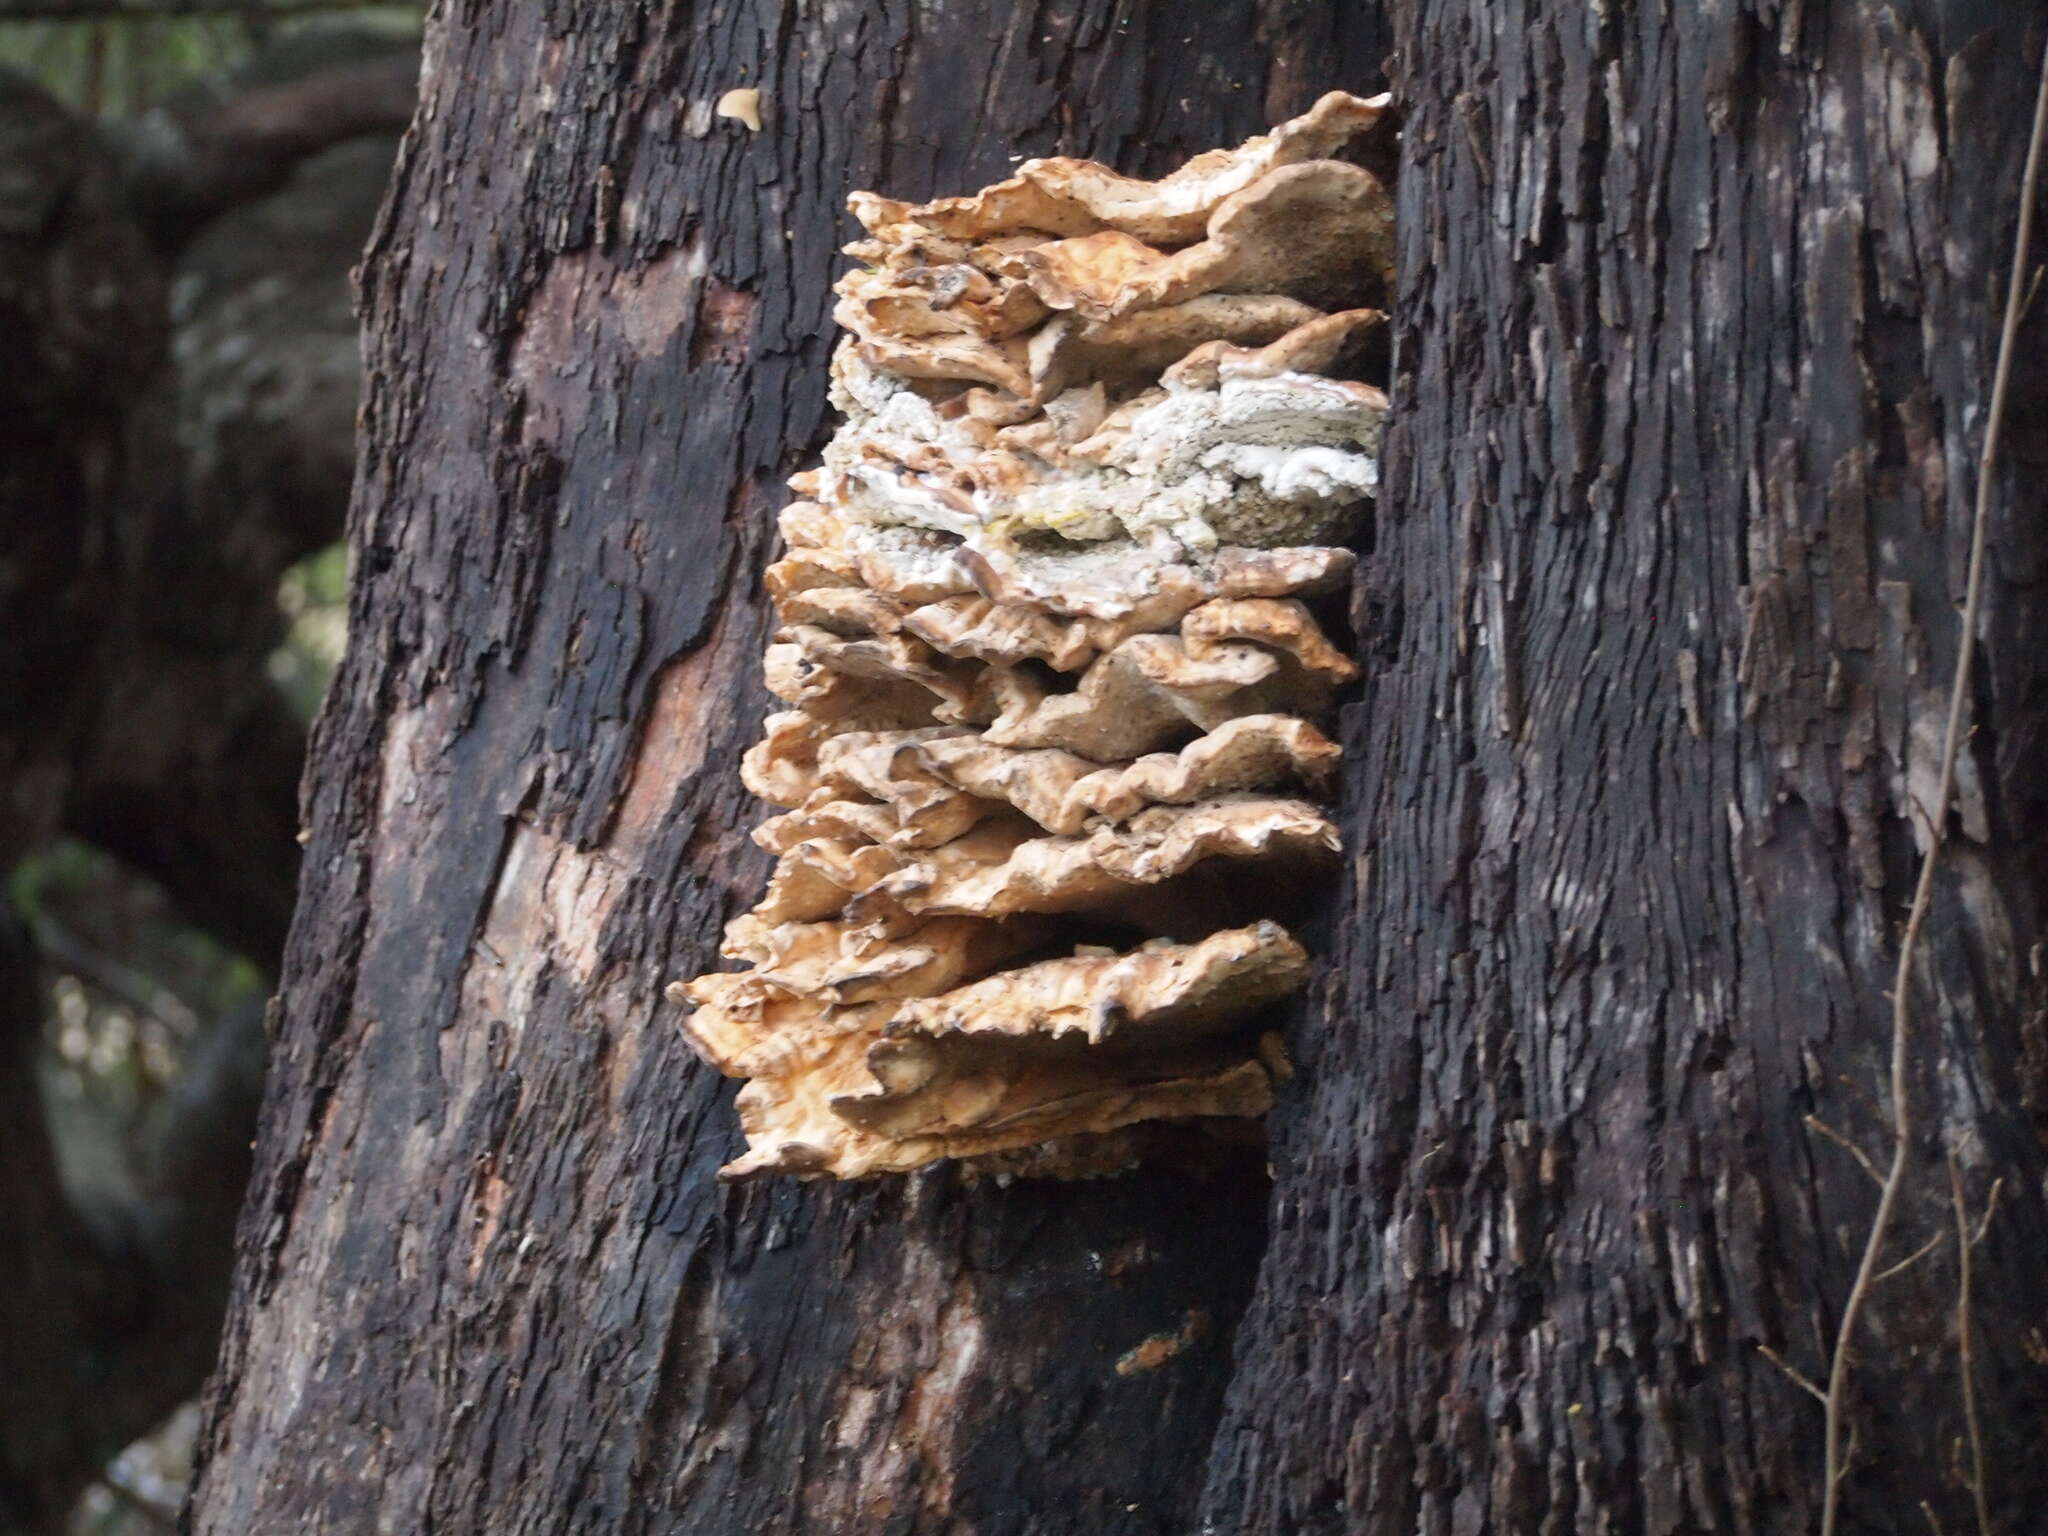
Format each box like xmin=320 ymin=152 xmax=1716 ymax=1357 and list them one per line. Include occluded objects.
xmin=186 ymin=4 xmax=1388 ymax=1533
xmin=1202 ymin=5 xmax=2048 ymax=1533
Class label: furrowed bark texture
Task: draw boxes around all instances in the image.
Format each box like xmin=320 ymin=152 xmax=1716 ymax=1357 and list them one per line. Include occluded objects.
xmin=1201 ymin=4 xmax=2048 ymax=1533
xmin=189 ymin=5 xmax=1387 ymax=1533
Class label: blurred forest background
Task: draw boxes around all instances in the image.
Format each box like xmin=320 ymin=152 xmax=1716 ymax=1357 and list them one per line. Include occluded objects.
xmin=0 ymin=3 xmax=416 ymax=1529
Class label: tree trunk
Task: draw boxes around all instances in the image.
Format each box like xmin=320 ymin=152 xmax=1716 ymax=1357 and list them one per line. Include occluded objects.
xmin=1200 ymin=5 xmax=2048 ymax=1533
xmin=188 ymin=3 xmax=2048 ymax=1534
xmin=187 ymin=5 xmax=1388 ymax=1533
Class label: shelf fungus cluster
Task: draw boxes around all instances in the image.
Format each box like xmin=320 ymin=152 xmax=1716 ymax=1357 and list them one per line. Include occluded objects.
xmin=672 ymin=92 xmax=1395 ymax=1179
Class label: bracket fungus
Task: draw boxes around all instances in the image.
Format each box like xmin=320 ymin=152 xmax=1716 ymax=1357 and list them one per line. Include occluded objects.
xmin=672 ymin=92 xmax=1395 ymax=1179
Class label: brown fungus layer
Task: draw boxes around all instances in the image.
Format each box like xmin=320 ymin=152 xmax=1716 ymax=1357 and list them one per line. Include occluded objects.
xmin=671 ymin=94 xmax=1392 ymax=1179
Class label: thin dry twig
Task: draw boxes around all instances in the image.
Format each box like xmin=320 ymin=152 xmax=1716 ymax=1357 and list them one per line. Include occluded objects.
xmin=1758 ymin=1343 xmax=1829 ymax=1404
xmin=1872 ymin=1229 xmax=1947 ymax=1285
xmin=1818 ymin=37 xmax=2048 ymax=1536
xmin=1972 ymin=1177 xmax=2004 ymax=1248
xmin=1806 ymin=1113 xmax=1886 ymax=1187
xmin=1834 ymin=1424 xmax=1860 ymax=1487
xmin=1950 ymin=1158 xmax=1992 ymax=1536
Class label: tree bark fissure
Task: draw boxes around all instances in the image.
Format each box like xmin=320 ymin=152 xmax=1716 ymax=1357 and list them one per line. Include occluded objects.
xmin=1201 ymin=6 xmax=2048 ymax=1533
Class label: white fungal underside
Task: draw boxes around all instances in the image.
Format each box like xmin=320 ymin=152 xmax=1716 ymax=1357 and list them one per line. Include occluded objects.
xmin=672 ymin=92 xmax=1394 ymax=1179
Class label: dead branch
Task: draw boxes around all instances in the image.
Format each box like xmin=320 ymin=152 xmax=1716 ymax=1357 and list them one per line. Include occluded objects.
xmin=121 ymin=47 xmax=416 ymax=251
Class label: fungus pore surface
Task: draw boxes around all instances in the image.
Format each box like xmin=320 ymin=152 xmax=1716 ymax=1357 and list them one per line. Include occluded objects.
xmin=672 ymin=93 xmax=1393 ymax=1179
